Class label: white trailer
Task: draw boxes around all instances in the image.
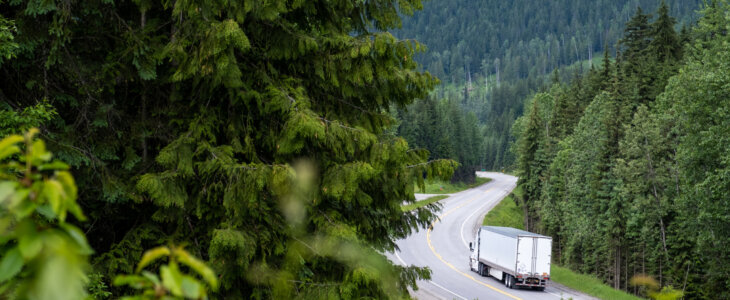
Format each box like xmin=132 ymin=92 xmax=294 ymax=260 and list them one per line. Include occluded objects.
xmin=469 ymin=226 xmax=552 ymax=290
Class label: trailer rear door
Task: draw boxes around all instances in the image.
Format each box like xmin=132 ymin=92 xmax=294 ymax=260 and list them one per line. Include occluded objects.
xmin=535 ymin=237 xmax=551 ymax=276
xmin=516 ymin=236 xmax=533 ymax=275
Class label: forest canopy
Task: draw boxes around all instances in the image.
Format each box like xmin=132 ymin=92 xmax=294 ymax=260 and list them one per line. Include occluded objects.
xmin=395 ymin=0 xmax=700 ymax=171
xmin=512 ymin=1 xmax=730 ymax=298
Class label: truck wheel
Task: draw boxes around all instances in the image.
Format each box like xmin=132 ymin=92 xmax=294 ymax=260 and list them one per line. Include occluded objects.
xmin=535 ymin=286 xmax=545 ymax=291
xmin=506 ymin=275 xmax=514 ymax=289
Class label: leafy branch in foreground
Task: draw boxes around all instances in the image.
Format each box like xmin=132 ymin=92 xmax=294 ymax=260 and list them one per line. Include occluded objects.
xmin=0 ymin=128 xmax=91 ymax=300
xmin=114 ymin=245 xmax=218 ymax=300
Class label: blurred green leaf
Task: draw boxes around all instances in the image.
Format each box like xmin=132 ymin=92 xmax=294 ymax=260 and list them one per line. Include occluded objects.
xmin=38 ymin=160 xmax=69 ymax=171
xmin=0 ymin=135 xmax=23 ymax=161
xmin=13 ymin=196 xmax=37 ymax=219
xmin=42 ymin=179 xmax=64 ymax=220
xmin=176 ymin=248 xmax=218 ymax=290
xmin=59 ymin=223 xmax=94 ymax=255
xmin=18 ymin=233 xmax=43 ymax=260
xmin=114 ymin=274 xmax=152 ymax=290
xmin=136 ymin=246 xmax=170 ymax=273
xmin=0 ymin=181 xmax=15 ymax=204
xmin=7 ymin=187 xmax=29 ymax=211
xmin=141 ymin=271 xmax=161 ymax=286
xmin=160 ymin=263 xmax=183 ymax=296
xmin=0 ymin=135 xmax=23 ymax=151
xmin=180 ymin=275 xmax=203 ymax=298
xmin=30 ymin=139 xmax=51 ymax=162
xmin=55 ymin=171 xmax=77 ymax=202
xmin=0 ymin=145 xmax=21 ymax=162
xmin=35 ymin=204 xmax=57 ymax=220
xmin=0 ymin=247 xmax=23 ymax=282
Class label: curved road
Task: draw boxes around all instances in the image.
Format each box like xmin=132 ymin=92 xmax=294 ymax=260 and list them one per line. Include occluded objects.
xmin=392 ymin=172 xmax=594 ymax=300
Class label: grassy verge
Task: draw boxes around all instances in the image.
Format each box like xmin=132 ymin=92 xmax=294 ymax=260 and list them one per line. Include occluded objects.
xmin=481 ymin=190 xmax=525 ymax=230
xmin=415 ymin=177 xmax=492 ymax=194
xmin=481 ymin=186 xmax=641 ymax=300
xmin=401 ymin=195 xmax=449 ymax=211
xmin=551 ymin=265 xmax=643 ymax=300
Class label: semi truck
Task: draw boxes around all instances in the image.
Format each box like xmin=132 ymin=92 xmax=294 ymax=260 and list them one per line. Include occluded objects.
xmin=469 ymin=226 xmax=552 ymax=290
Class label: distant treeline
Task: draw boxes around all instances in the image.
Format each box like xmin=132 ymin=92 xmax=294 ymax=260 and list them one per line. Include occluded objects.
xmin=395 ymin=0 xmax=701 ymax=171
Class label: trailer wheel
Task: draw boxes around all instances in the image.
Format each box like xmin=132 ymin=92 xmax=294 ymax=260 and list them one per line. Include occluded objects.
xmin=535 ymin=286 xmax=545 ymax=291
xmin=505 ymin=275 xmax=514 ymax=289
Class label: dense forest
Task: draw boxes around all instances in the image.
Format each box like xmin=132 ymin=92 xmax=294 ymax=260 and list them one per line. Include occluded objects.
xmin=513 ymin=1 xmax=730 ymax=298
xmin=2 ymin=0 xmax=730 ymax=299
xmin=0 ymin=0 xmax=457 ymax=299
xmin=394 ymin=97 xmax=483 ymax=182
xmin=395 ymin=0 xmax=700 ymax=171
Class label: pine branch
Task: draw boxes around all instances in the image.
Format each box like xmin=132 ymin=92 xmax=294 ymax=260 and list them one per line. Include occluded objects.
xmin=319 ymin=117 xmax=362 ymax=132
xmin=405 ymin=160 xmax=441 ymax=169
xmin=287 ymin=280 xmax=339 ymax=287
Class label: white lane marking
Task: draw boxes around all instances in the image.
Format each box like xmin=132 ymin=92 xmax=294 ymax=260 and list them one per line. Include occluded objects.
xmin=429 ymin=280 xmax=468 ymax=300
xmin=394 ymin=250 xmax=407 ymax=266
xmin=395 ymin=247 xmax=468 ymax=300
xmin=459 ymin=190 xmax=507 ymax=248
xmin=546 ymin=290 xmax=563 ymax=298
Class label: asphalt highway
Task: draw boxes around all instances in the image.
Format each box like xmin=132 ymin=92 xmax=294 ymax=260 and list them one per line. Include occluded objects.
xmin=392 ymin=172 xmax=596 ymax=300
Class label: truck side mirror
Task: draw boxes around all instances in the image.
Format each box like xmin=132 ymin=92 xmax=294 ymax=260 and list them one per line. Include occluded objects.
xmin=469 ymin=242 xmax=473 ymax=251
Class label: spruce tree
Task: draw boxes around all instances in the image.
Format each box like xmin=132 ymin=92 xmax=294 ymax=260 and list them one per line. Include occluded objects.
xmin=0 ymin=0 xmax=456 ymax=297
xmin=649 ymin=1 xmax=682 ymax=62
xmin=619 ymin=7 xmax=652 ymax=76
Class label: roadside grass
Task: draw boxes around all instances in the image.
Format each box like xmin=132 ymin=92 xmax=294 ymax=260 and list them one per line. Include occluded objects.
xmin=401 ymin=195 xmax=449 ymax=211
xmin=481 ymin=191 xmax=525 ymax=230
xmin=551 ymin=265 xmax=643 ymax=300
xmin=415 ymin=177 xmax=492 ymax=194
xmin=482 ymin=185 xmax=642 ymax=300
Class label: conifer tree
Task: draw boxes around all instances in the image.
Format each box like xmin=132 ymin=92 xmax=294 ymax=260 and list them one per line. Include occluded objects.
xmin=0 ymin=0 xmax=456 ymax=297
xmin=649 ymin=1 xmax=682 ymax=62
xmin=619 ymin=7 xmax=652 ymax=76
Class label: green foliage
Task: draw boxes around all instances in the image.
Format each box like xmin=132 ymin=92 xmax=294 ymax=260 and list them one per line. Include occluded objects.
xmin=401 ymin=195 xmax=448 ymax=212
xmin=657 ymin=2 xmax=730 ymax=295
xmin=0 ymin=15 xmax=19 ymax=66
xmin=481 ymin=191 xmax=525 ymax=230
xmin=0 ymin=129 xmax=91 ymax=300
xmin=509 ymin=2 xmax=730 ymax=297
xmin=0 ymin=0 xmax=455 ymax=298
xmin=0 ymin=103 xmax=57 ymax=137
xmin=630 ymin=274 xmax=683 ymax=300
xmin=394 ymin=0 xmax=700 ymax=171
xmin=551 ymin=265 xmax=642 ymax=300
xmin=413 ymin=177 xmax=491 ymax=194
xmin=396 ymin=97 xmax=482 ymax=183
xmin=87 ymin=273 xmax=113 ymax=300
xmin=114 ymin=245 xmax=218 ymax=300
xmin=399 ymin=0 xmax=699 ymax=86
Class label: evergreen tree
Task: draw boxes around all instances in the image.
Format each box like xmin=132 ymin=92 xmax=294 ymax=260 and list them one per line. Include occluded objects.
xmin=661 ymin=2 xmax=730 ymax=295
xmin=649 ymin=1 xmax=682 ymax=62
xmin=619 ymin=7 xmax=652 ymax=76
xmin=0 ymin=0 xmax=457 ymax=297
